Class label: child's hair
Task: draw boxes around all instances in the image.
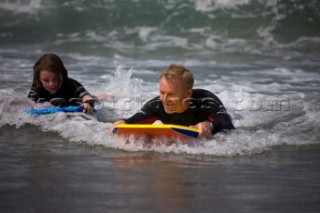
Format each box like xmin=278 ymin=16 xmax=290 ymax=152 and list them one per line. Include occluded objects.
xmin=32 ymin=53 xmax=69 ymax=90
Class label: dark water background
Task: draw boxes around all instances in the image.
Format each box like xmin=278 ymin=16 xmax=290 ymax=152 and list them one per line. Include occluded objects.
xmin=1 ymin=125 xmax=320 ymax=213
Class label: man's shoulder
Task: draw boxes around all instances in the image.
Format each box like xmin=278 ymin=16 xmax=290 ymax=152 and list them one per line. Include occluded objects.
xmin=141 ymin=96 xmax=163 ymax=113
xmin=192 ymin=88 xmax=215 ymax=97
xmin=191 ymin=88 xmax=223 ymax=105
xmin=145 ymin=96 xmax=161 ymax=106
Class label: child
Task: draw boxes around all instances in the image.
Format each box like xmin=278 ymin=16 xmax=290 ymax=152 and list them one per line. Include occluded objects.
xmin=28 ymin=53 xmax=95 ymax=114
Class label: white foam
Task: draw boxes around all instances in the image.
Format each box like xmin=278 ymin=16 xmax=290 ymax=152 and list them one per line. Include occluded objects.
xmin=0 ymin=0 xmax=42 ymax=14
xmin=0 ymin=95 xmax=318 ymax=157
xmin=1 ymin=63 xmax=319 ymax=156
xmin=194 ymin=0 xmax=250 ymax=12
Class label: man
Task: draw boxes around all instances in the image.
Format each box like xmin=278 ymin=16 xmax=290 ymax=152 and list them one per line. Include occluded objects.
xmin=110 ymin=64 xmax=234 ymax=138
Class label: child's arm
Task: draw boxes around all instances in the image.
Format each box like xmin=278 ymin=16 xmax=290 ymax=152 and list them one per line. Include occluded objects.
xmin=28 ymin=87 xmax=54 ymax=108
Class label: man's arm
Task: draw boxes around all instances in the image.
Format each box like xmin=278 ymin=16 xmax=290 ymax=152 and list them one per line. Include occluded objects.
xmin=109 ymin=97 xmax=160 ymax=134
xmin=197 ymin=89 xmax=235 ymax=135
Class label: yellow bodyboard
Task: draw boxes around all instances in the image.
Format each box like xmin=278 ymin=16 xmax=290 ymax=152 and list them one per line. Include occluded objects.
xmin=113 ymin=124 xmax=199 ymax=138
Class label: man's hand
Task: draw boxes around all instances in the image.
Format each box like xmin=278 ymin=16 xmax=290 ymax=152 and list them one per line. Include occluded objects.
xmin=191 ymin=121 xmax=213 ymax=139
xmin=109 ymin=119 xmax=127 ymax=134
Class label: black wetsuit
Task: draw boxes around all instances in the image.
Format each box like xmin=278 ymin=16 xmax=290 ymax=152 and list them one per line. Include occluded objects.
xmin=28 ymin=78 xmax=91 ymax=107
xmin=124 ymin=89 xmax=235 ymax=134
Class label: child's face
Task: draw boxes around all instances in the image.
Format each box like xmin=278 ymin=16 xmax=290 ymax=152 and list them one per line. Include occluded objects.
xmin=40 ymin=70 xmax=60 ymax=94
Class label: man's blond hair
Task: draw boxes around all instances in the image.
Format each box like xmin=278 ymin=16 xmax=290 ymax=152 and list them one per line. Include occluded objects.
xmin=160 ymin=64 xmax=194 ymax=90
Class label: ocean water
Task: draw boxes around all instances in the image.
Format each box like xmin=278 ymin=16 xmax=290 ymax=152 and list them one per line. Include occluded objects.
xmin=0 ymin=0 xmax=319 ymax=212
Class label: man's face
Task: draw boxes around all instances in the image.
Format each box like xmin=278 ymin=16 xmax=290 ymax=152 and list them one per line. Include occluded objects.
xmin=159 ymin=77 xmax=192 ymax=114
